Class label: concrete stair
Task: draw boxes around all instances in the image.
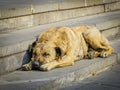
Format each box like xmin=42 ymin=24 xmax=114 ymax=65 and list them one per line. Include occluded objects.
xmin=0 ymin=11 xmax=120 ymax=75
xmin=0 ymin=10 xmax=120 ymax=90
xmin=0 ymin=0 xmax=120 ymax=34
xmin=0 ymin=39 xmax=120 ymax=90
xmin=0 ymin=1 xmax=120 ymax=89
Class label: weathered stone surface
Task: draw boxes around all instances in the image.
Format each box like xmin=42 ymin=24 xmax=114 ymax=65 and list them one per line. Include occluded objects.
xmin=0 ymin=0 xmax=120 ymax=19
xmin=32 ymin=3 xmax=58 ymax=13
xmin=0 ymin=15 xmax=33 ymax=33
xmin=105 ymin=1 xmax=120 ymax=12
xmin=0 ymin=6 xmax=31 ymax=19
xmin=95 ymin=19 xmax=120 ymax=30
xmin=110 ymin=39 xmax=120 ymax=64
xmin=103 ymin=0 xmax=120 ymax=3
xmin=33 ymin=5 xmax=104 ymax=26
xmin=0 ymin=52 xmax=25 ymax=75
xmin=101 ymin=27 xmax=120 ymax=40
xmin=0 ymin=5 xmax=104 ymax=33
xmin=60 ymin=65 xmax=120 ymax=90
xmin=59 ymin=0 xmax=85 ymax=9
xmin=0 ymin=53 xmax=119 ymax=90
xmin=0 ymin=39 xmax=34 ymax=57
xmin=118 ymin=53 xmax=120 ymax=63
xmin=86 ymin=0 xmax=103 ymax=6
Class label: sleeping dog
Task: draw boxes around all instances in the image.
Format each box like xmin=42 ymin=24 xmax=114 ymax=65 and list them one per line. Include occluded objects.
xmin=22 ymin=26 xmax=114 ymax=71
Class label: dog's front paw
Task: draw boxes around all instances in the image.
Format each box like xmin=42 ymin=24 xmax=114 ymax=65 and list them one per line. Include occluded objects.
xmin=40 ymin=63 xmax=54 ymax=71
xmin=100 ymin=51 xmax=109 ymax=58
xmin=87 ymin=51 xmax=95 ymax=59
xmin=22 ymin=64 xmax=32 ymax=71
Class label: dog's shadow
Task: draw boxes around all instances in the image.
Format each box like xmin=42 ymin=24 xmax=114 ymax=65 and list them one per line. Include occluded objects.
xmin=21 ymin=50 xmax=42 ymax=71
xmin=16 ymin=50 xmax=32 ymax=71
xmin=22 ymin=50 xmax=32 ymax=65
xmin=19 ymin=39 xmax=40 ymax=71
xmin=22 ymin=39 xmax=37 ymax=65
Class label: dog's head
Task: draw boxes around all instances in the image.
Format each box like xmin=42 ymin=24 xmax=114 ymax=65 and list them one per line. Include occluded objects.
xmin=31 ymin=41 xmax=63 ymax=68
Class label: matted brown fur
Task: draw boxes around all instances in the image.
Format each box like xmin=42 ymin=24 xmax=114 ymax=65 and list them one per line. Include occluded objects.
xmin=22 ymin=26 xmax=114 ymax=71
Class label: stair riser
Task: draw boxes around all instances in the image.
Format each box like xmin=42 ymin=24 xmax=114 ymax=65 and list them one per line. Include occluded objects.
xmin=101 ymin=26 xmax=120 ymax=40
xmin=0 ymin=52 xmax=25 ymax=75
xmin=0 ymin=1 xmax=120 ymax=33
xmin=0 ymin=5 xmax=104 ymax=33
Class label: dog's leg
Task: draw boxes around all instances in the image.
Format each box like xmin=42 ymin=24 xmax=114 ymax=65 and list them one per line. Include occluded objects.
xmin=86 ymin=50 xmax=100 ymax=59
xmin=40 ymin=61 xmax=58 ymax=71
xmin=57 ymin=56 xmax=74 ymax=67
xmin=83 ymin=27 xmax=114 ymax=58
xmin=22 ymin=61 xmax=32 ymax=71
xmin=40 ymin=56 xmax=74 ymax=71
xmin=100 ymin=45 xmax=114 ymax=58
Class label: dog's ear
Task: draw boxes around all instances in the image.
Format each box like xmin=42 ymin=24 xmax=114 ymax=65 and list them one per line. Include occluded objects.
xmin=55 ymin=47 xmax=64 ymax=58
xmin=28 ymin=41 xmax=36 ymax=53
xmin=29 ymin=37 xmax=40 ymax=52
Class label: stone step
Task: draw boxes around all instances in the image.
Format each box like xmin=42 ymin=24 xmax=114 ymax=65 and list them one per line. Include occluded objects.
xmin=0 ymin=11 xmax=120 ymax=75
xmin=0 ymin=39 xmax=120 ymax=90
xmin=0 ymin=0 xmax=119 ymax=19
xmin=0 ymin=0 xmax=120 ymax=33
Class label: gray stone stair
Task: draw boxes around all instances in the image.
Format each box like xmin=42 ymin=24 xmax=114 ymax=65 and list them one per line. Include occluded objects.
xmin=0 ymin=11 xmax=120 ymax=75
xmin=0 ymin=1 xmax=120 ymax=90
xmin=0 ymin=39 xmax=120 ymax=90
xmin=1 ymin=0 xmax=120 ymax=33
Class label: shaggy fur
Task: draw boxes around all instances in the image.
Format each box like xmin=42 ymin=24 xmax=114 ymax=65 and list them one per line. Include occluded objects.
xmin=22 ymin=26 xmax=114 ymax=71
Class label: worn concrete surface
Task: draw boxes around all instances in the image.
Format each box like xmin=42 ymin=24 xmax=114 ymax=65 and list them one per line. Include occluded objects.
xmin=105 ymin=1 xmax=120 ymax=12
xmin=60 ymin=64 xmax=120 ymax=90
xmin=0 ymin=0 xmax=119 ymax=9
xmin=0 ymin=39 xmax=119 ymax=90
xmin=0 ymin=55 xmax=118 ymax=90
xmin=0 ymin=5 xmax=104 ymax=32
xmin=0 ymin=0 xmax=62 ymax=8
xmin=0 ymin=0 xmax=104 ymax=18
xmin=0 ymin=0 xmax=120 ymax=32
xmin=101 ymin=26 xmax=120 ymax=40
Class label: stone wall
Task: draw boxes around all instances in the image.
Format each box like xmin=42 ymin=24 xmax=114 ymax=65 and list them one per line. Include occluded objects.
xmin=0 ymin=0 xmax=120 ymax=33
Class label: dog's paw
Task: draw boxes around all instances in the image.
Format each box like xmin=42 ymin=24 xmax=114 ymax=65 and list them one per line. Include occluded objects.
xmin=22 ymin=64 xmax=32 ymax=71
xmin=100 ymin=51 xmax=109 ymax=58
xmin=40 ymin=63 xmax=54 ymax=71
xmin=87 ymin=51 xmax=95 ymax=59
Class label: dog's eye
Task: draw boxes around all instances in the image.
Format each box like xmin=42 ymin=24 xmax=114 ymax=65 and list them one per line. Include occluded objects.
xmin=43 ymin=52 xmax=50 ymax=57
xmin=34 ymin=53 xmax=37 ymax=56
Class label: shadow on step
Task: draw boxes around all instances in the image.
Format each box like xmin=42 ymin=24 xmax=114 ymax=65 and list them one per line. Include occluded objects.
xmin=22 ymin=50 xmax=32 ymax=65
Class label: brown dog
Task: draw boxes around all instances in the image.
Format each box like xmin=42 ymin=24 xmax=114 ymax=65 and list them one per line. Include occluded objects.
xmin=22 ymin=26 xmax=114 ymax=71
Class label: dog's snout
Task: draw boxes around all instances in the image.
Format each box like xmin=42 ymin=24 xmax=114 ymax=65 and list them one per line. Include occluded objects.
xmin=32 ymin=61 xmax=40 ymax=69
xmin=33 ymin=61 xmax=39 ymax=66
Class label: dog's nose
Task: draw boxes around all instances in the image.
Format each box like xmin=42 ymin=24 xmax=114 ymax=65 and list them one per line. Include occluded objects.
xmin=32 ymin=61 xmax=40 ymax=69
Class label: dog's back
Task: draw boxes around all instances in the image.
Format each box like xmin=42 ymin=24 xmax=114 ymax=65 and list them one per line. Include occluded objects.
xmin=38 ymin=26 xmax=89 ymax=61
